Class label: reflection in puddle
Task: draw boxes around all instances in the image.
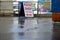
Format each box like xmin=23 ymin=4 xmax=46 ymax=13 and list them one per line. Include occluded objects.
xmin=18 ymin=18 xmax=38 ymax=32
xmin=1 ymin=17 xmax=60 ymax=40
xmin=52 ymin=23 xmax=60 ymax=40
xmin=18 ymin=32 xmax=25 ymax=39
xmin=20 ymin=26 xmax=24 ymax=28
xmin=19 ymin=32 xmax=24 ymax=36
xmin=18 ymin=18 xmax=25 ymax=25
xmin=18 ymin=17 xmax=25 ymax=28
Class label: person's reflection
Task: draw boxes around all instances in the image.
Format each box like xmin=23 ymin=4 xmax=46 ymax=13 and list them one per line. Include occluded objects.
xmin=19 ymin=32 xmax=24 ymax=36
xmin=52 ymin=23 xmax=60 ymax=40
xmin=18 ymin=17 xmax=25 ymax=25
xmin=18 ymin=17 xmax=25 ymax=28
xmin=18 ymin=32 xmax=25 ymax=39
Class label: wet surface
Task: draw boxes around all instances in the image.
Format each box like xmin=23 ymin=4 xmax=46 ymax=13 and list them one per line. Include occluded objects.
xmin=52 ymin=23 xmax=60 ymax=40
xmin=0 ymin=17 xmax=60 ymax=40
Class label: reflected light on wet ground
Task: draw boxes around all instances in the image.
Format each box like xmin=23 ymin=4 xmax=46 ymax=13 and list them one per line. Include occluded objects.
xmin=0 ymin=17 xmax=60 ymax=40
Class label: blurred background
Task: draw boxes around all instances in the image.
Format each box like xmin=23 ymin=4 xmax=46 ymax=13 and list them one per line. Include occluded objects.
xmin=0 ymin=0 xmax=60 ymax=40
xmin=0 ymin=0 xmax=52 ymax=17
